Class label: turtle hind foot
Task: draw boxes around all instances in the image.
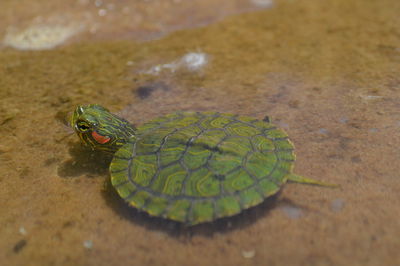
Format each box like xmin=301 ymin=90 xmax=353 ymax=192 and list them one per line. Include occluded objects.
xmin=287 ymin=174 xmax=340 ymax=188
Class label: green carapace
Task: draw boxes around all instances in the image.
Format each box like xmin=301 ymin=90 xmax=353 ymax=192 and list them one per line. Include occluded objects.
xmin=71 ymin=104 xmax=336 ymax=225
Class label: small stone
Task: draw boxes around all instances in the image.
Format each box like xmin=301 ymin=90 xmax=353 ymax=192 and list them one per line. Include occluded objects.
xmin=144 ymin=52 xmax=208 ymax=75
xmin=319 ymin=128 xmax=328 ymax=134
xmin=360 ymin=95 xmax=383 ymax=101
xmin=241 ymin=250 xmax=256 ymax=259
xmin=251 ymin=0 xmax=274 ymax=8
xmin=368 ymin=128 xmax=378 ymax=133
xmin=4 ymin=24 xmax=81 ymax=50
xmin=180 ymin=52 xmax=208 ymax=71
xmin=94 ymin=0 xmax=103 ymax=7
xmin=281 ymin=205 xmax=303 ymax=219
xmin=98 ymin=9 xmax=107 ymax=16
xmin=331 ymin=198 xmax=345 ymax=212
xmin=83 ymin=240 xmax=93 ymax=249
xmin=19 ymin=227 xmax=27 ymax=235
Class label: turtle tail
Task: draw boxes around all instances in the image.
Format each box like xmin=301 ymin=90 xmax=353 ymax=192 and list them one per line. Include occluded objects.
xmin=287 ymin=174 xmax=340 ymax=188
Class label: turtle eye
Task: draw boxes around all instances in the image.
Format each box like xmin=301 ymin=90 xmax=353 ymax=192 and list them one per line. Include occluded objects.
xmin=77 ymin=121 xmax=90 ymax=132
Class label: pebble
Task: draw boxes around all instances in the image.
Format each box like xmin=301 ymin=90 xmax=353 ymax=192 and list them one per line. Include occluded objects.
xmin=19 ymin=227 xmax=27 ymax=236
xmin=144 ymin=52 xmax=208 ymax=75
xmin=251 ymin=0 xmax=274 ymax=8
xmin=95 ymin=0 xmax=103 ymax=7
xmin=3 ymin=24 xmax=81 ymax=50
xmin=83 ymin=240 xmax=93 ymax=249
xmin=281 ymin=205 xmax=303 ymax=219
xmin=98 ymin=9 xmax=107 ymax=16
xmin=331 ymin=198 xmax=345 ymax=212
xmin=241 ymin=249 xmax=256 ymax=259
xmin=180 ymin=52 xmax=208 ymax=71
xmin=318 ymin=128 xmax=328 ymax=134
xmin=360 ymin=95 xmax=384 ymax=101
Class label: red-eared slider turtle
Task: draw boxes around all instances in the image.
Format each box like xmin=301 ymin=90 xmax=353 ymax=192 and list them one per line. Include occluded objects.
xmin=71 ymin=104 xmax=336 ymax=225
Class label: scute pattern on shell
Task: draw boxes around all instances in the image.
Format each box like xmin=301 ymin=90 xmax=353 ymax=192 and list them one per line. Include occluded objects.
xmin=110 ymin=112 xmax=295 ymax=225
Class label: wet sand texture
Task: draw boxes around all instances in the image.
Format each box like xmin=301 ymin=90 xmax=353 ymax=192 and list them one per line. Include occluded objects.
xmin=1 ymin=0 xmax=399 ymax=265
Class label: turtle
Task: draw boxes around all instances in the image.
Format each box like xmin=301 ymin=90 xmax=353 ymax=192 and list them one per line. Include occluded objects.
xmin=70 ymin=104 xmax=336 ymax=225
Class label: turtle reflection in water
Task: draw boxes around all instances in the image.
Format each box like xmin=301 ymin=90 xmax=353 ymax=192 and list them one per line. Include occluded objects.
xmin=71 ymin=104 xmax=336 ymax=225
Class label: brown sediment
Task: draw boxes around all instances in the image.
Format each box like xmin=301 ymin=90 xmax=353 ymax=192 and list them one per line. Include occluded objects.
xmin=1 ymin=0 xmax=400 ymax=265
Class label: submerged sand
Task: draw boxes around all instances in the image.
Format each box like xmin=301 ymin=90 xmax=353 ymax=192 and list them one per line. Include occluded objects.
xmin=1 ymin=0 xmax=399 ymax=265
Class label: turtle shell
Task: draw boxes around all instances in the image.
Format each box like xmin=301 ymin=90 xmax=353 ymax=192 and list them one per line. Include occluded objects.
xmin=109 ymin=112 xmax=295 ymax=225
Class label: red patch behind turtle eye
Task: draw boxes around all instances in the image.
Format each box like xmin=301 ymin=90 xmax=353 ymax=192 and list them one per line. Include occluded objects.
xmin=91 ymin=131 xmax=111 ymax=144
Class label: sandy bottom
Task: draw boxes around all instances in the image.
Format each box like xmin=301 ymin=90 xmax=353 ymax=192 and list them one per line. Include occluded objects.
xmin=1 ymin=0 xmax=399 ymax=265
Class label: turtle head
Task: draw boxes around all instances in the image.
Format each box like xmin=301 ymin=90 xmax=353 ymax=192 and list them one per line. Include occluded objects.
xmin=70 ymin=104 xmax=136 ymax=153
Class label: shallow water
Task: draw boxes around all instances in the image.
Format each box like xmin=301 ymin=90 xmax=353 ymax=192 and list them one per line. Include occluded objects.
xmin=1 ymin=0 xmax=400 ymax=265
